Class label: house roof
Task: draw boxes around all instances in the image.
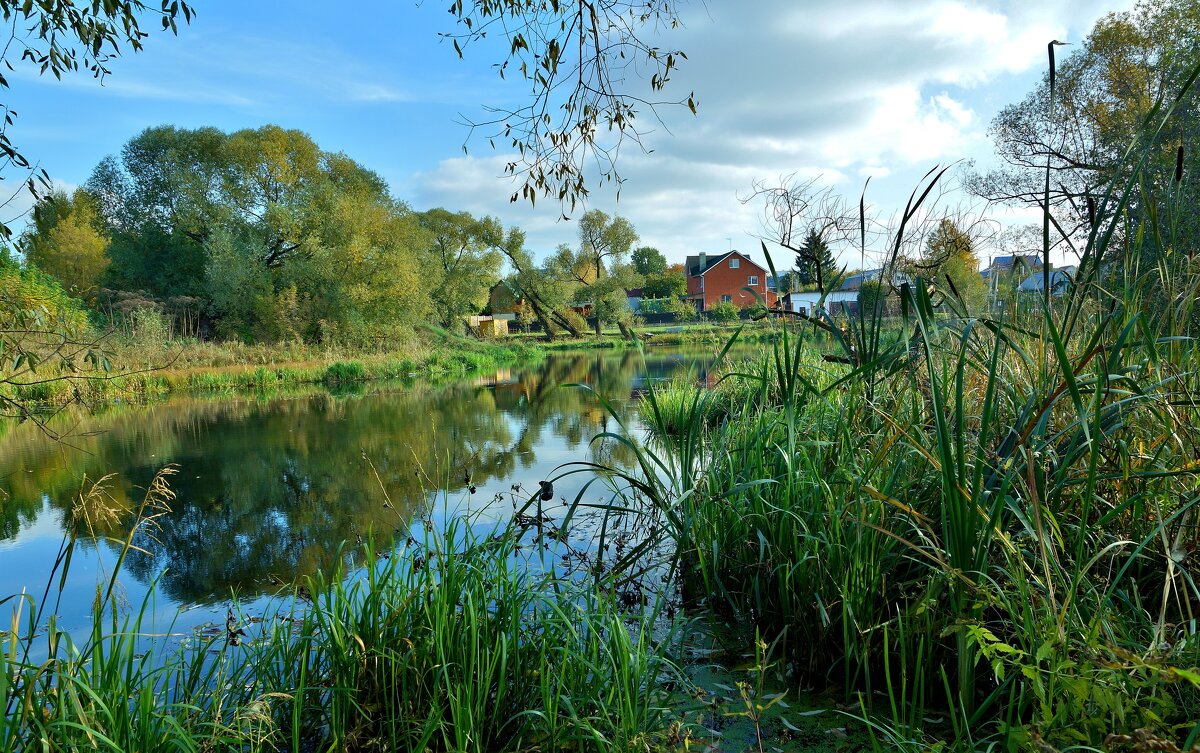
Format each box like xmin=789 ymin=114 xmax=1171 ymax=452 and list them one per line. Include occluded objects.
xmin=490 ymin=279 xmax=524 ymax=298
xmin=685 ymin=251 xmax=766 ymax=277
xmin=990 ymin=254 xmax=1042 ymax=269
xmin=837 ymin=269 xmax=882 ymax=291
xmin=1017 ymin=265 xmax=1077 ymax=292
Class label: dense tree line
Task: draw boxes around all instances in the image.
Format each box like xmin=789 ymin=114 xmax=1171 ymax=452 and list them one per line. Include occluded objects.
xmin=11 ymin=125 xmax=658 ymax=346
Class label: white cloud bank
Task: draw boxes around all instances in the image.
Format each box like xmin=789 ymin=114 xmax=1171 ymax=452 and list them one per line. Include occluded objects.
xmin=410 ymin=0 xmax=1131 ymax=265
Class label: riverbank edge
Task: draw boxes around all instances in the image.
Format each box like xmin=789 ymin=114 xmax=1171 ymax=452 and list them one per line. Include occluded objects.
xmin=520 ymin=323 xmax=787 ymax=351
xmin=10 ymin=338 xmax=546 ymax=406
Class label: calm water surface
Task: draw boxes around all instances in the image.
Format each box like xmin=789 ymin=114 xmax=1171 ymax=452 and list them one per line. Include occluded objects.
xmin=0 ymin=348 xmax=732 ymax=638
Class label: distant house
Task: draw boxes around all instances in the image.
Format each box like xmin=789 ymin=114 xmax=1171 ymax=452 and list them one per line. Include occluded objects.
xmin=838 ymin=268 xmax=898 ymax=291
xmin=779 ymin=290 xmax=859 ymax=317
xmin=981 ymin=254 xmax=1042 ymax=283
xmin=1017 ymin=265 xmax=1076 ymax=295
xmin=488 ymin=280 xmax=525 ymax=321
xmin=685 ymin=251 xmax=777 ymax=311
xmin=776 ymin=268 xmax=905 ymax=317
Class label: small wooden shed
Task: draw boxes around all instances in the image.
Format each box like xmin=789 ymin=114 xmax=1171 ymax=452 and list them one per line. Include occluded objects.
xmin=468 ymin=315 xmax=509 ymax=337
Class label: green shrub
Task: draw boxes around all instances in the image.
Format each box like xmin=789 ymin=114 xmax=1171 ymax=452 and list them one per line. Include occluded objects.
xmin=663 ymin=296 xmax=697 ymax=322
xmin=321 ymin=360 xmax=366 ymax=384
xmin=706 ymin=301 xmax=739 ymax=322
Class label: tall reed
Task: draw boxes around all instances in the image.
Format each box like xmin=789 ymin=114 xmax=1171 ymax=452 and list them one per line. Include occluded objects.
xmin=565 ymin=62 xmax=1200 ymax=749
xmin=1 ymin=478 xmax=676 ymax=752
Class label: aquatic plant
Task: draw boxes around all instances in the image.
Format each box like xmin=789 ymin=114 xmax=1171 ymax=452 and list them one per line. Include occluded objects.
xmin=563 ymin=62 xmax=1200 ymax=750
xmin=0 ymin=473 xmax=675 ymax=752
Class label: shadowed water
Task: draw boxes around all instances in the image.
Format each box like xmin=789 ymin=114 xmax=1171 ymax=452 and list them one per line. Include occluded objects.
xmin=0 ymin=347 xmax=733 ymax=638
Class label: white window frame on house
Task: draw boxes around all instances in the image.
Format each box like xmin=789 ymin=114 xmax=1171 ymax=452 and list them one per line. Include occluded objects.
xmin=748 ymin=275 xmax=758 ymax=286
xmin=721 ymin=294 xmax=732 ymax=303
xmin=729 ymin=258 xmax=740 ymax=269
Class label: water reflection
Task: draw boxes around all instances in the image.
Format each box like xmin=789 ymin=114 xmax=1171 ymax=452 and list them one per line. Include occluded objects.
xmin=0 ymin=348 xmax=727 ymax=613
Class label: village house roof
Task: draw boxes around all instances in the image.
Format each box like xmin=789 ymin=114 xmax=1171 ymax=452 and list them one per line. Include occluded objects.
xmin=1017 ymin=265 xmax=1077 ymax=293
xmin=685 ymin=251 xmax=767 ymax=277
xmin=989 ymin=254 xmax=1042 ymax=270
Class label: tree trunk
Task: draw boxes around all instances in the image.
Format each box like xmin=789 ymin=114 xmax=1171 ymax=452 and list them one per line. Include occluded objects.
xmin=617 ymin=320 xmax=637 ymax=341
xmin=553 ymin=311 xmax=583 ymax=338
xmin=593 ymin=314 xmax=603 ymax=337
xmin=527 ymin=298 xmax=557 ymax=341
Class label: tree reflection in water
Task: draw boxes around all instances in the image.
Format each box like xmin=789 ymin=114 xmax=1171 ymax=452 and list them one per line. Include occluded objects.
xmin=0 ymin=348 xmax=729 ymax=607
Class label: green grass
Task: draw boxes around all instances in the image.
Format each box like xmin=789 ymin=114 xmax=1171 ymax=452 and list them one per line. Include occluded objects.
xmin=0 ymin=470 xmax=675 ymax=752
xmin=1 ymin=327 xmax=544 ymax=408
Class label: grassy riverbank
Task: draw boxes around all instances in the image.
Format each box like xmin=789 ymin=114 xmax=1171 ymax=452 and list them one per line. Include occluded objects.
xmin=520 ymin=321 xmax=832 ymax=351
xmin=5 ymin=325 xmax=543 ymax=407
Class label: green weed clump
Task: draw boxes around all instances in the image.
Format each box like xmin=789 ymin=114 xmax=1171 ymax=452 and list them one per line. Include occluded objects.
xmin=321 ymin=359 xmax=367 ymax=384
xmin=580 ymin=79 xmax=1200 ymax=748
xmin=0 ymin=471 xmax=674 ymax=753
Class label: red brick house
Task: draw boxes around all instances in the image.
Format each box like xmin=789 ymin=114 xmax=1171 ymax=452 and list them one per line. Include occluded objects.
xmin=685 ymin=251 xmax=777 ymax=311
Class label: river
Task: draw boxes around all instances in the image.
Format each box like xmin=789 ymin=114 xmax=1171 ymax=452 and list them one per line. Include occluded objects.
xmin=0 ymin=347 xmax=733 ymax=641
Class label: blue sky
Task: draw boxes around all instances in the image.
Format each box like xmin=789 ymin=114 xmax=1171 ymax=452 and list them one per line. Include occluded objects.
xmin=3 ymin=0 xmax=1133 ymax=267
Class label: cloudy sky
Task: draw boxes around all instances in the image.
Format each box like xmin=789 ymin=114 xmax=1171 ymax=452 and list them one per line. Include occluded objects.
xmin=3 ymin=0 xmax=1133 ymax=267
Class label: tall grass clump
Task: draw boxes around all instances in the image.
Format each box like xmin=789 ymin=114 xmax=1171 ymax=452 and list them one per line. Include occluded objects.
xmin=321 ymin=359 xmax=367 ymax=384
xmin=0 ymin=470 xmax=675 ymax=752
xmin=637 ymin=355 xmax=788 ymax=436
xmin=569 ymin=61 xmax=1200 ymax=751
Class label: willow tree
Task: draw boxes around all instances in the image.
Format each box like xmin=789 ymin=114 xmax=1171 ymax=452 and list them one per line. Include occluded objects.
xmin=419 ymin=209 xmax=506 ymax=329
xmin=87 ymin=125 xmax=432 ymax=343
xmin=968 ymin=0 xmax=1200 ymax=248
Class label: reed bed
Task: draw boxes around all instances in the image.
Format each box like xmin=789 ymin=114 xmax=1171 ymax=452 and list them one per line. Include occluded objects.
xmin=570 ymin=74 xmax=1200 ymax=749
xmin=0 ymin=470 xmax=673 ymax=752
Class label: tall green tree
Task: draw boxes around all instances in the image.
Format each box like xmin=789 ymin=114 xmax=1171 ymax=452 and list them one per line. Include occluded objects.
xmin=631 ymin=246 xmax=667 ymax=276
xmin=557 ymin=209 xmax=640 ymax=336
xmin=418 ymin=209 xmax=506 ymax=329
xmin=642 ymin=270 xmax=686 ymax=299
xmin=917 ymin=219 xmax=987 ymax=312
xmin=89 ymin=125 xmax=432 ymax=343
xmin=20 ymin=190 xmax=110 ymax=297
xmin=298 ymin=192 xmax=430 ymax=344
xmin=86 ymin=125 xmax=228 ymax=297
xmin=795 ymin=229 xmax=837 ymax=291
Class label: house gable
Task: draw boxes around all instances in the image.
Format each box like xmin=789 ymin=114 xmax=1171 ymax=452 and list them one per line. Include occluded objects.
xmin=685 ymin=251 xmax=766 ymax=278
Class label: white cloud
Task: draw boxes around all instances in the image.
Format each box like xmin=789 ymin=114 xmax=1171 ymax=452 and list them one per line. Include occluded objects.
xmin=411 ymin=0 xmax=1133 ymax=267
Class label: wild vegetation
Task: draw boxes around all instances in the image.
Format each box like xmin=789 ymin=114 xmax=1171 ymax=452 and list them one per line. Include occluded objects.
xmin=3 ymin=0 xmax=1200 ymax=751
xmin=0 ymin=472 xmax=672 ymax=752
xmin=586 ymin=18 xmax=1200 ymax=746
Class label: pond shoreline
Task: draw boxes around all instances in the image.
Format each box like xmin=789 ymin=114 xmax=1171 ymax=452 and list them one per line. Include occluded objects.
xmin=10 ymin=335 xmax=547 ymax=408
